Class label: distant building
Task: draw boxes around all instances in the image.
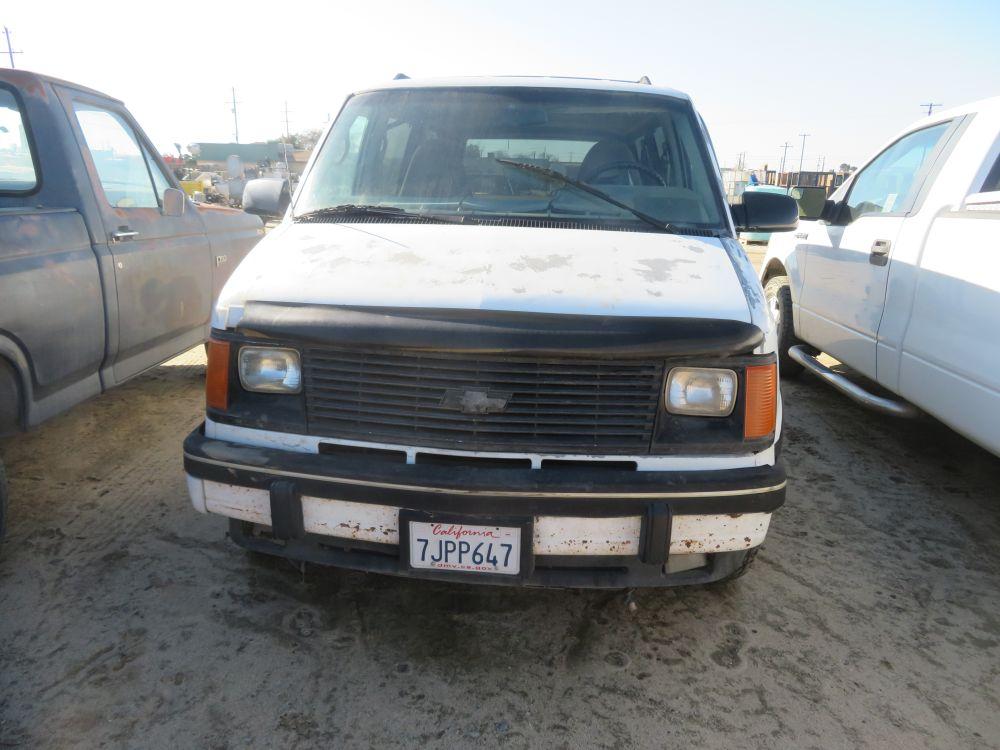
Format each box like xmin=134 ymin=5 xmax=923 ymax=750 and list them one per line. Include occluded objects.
xmin=762 ymin=168 xmax=854 ymax=194
xmin=720 ymin=167 xmax=751 ymax=200
xmin=188 ymin=143 xmax=293 ymax=172
xmin=189 ymin=142 xmax=311 ymax=177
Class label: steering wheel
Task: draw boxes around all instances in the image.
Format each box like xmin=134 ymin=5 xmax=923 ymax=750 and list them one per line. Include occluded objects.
xmin=585 ymin=161 xmax=666 ymax=187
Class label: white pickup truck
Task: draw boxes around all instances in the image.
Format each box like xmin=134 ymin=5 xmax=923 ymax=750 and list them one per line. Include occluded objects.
xmin=183 ymin=76 xmax=800 ymax=589
xmin=762 ymin=96 xmax=1000 ymax=456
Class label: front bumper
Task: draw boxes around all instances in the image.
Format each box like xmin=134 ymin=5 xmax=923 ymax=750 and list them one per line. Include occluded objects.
xmin=183 ymin=424 xmax=785 ymax=588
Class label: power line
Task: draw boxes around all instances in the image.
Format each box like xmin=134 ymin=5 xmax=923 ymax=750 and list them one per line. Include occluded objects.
xmin=778 ymin=141 xmax=792 ymax=184
xmin=796 ymin=133 xmax=810 ymax=186
xmin=228 ymin=87 xmax=241 ymax=143
xmin=2 ymin=26 xmax=23 ymax=68
xmin=920 ymin=102 xmax=942 ymax=117
xmin=282 ymin=100 xmax=292 ymax=178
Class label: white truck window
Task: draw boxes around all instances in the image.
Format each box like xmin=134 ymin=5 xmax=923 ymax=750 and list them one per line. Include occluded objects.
xmin=845 ymin=121 xmax=950 ymax=221
xmin=74 ymin=103 xmax=159 ymax=209
xmin=981 ymin=153 xmax=1000 ymax=192
xmin=0 ymin=88 xmax=37 ymax=192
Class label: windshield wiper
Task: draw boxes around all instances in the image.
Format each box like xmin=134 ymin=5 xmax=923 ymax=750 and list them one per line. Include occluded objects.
xmin=494 ymin=158 xmax=677 ymax=233
xmin=294 ymin=204 xmax=464 ymax=223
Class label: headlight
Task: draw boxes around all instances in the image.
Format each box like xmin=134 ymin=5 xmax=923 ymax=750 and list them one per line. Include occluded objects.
xmin=665 ymin=367 xmax=737 ymax=416
xmin=238 ymin=347 xmax=302 ymax=393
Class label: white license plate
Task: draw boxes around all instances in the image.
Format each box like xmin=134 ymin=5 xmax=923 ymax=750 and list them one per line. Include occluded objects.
xmin=408 ymin=521 xmax=521 ymax=576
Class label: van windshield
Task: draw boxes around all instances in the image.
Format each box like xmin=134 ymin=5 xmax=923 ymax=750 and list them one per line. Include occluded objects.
xmin=294 ymin=86 xmax=726 ymax=232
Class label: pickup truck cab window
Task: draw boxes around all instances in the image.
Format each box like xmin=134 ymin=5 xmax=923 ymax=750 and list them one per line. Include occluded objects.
xmin=74 ymin=103 xmax=160 ymax=209
xmin=297 ymin=87 xmax=726 ymax=233
xmin=0 ymin=87 xmax=37 ymax=193
xmin=141 ymin=140 xmax=173 ymax=203
xmin=981 ymin=152 xmax=1000 ymax=192
xmin=845 ymin=121 xmax=950 ymax=221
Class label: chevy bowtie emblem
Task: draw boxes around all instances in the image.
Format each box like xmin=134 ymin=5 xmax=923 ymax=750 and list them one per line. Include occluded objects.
xmin=440 ymin=388 xmax=511 ymax=415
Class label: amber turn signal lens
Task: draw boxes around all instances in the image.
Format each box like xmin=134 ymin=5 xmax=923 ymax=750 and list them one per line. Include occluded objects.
xmin=205 ymin=339 xmax=231 ymax=411
xmin=744 ymin=363 xmax=777 ymax=439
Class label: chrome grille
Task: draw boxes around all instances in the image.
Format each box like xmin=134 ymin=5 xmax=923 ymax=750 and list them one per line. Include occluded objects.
xmin=303 ymin=348 xmax=664 ymax=453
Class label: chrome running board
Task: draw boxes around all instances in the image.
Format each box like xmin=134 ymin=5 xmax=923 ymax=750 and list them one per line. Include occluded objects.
xmin=788 ymin=345 xmax=920 ymax=419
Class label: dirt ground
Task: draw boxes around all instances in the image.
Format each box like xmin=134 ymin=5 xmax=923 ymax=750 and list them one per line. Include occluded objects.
xmin=2 ymin=282 xmax=1000 ymax=748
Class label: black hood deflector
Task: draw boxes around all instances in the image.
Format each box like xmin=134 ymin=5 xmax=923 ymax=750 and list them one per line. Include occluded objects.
xmin=234 ymin=302 xmax=763 ymax=359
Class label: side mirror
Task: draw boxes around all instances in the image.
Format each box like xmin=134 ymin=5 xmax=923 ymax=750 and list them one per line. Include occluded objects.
xmin=788 ymin=186 xmax=829 ymax=220
xmin=242 ymin=177 xmax=291 ymax=218
xmin=730 ymin=191 xmax=798 ymax=233
xmin=162 ymin=187 xmax=186 ymax=217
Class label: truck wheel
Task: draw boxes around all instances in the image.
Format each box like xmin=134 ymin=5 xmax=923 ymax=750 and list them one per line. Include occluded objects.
xmin=764 ymin=275 xmax=803 ymax=378
xmin=0 ymin=459 xmax=7 ymax=542
xmin=714 ymin=548 xmax=758 ymax=584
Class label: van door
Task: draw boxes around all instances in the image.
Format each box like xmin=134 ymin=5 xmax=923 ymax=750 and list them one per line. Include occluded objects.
xmin=796 ymin=121 xmax=953 ymax=379
xmin=67 ymin=96 xmax=213 ymax=382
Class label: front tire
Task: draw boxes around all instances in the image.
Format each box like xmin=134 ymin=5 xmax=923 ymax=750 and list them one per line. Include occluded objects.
xmin=764 ymin=275 xmax=804 ymax=378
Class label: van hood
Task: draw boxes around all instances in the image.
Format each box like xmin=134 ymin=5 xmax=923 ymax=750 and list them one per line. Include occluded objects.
xmin=213 ymin=222 xmax=751 ymax=328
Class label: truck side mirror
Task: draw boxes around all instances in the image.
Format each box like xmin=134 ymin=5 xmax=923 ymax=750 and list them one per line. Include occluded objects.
xmin=242 ymin=177 xmax=291 ymax=219
xmin=730 ymin=191 xmax=798 ymax=233
xmin=162 ymin=187 xmax=186 ymax=217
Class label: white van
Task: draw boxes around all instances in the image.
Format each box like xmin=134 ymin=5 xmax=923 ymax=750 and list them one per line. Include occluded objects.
xmin=183 ymin=77 xmax=798 ymax=587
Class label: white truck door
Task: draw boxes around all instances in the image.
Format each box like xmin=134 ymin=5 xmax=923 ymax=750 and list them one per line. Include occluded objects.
xmin=797 ymin=121 xmax=953 ymax=379
xmin=898 ymin=161 xmax=1000 ymax=455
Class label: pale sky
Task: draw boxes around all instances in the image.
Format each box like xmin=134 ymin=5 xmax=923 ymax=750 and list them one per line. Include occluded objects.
xmin=4 ymin=0 xmax=999 ymax=170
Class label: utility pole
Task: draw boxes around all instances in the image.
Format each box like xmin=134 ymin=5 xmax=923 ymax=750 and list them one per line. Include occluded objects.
xmin=920 ymin=102 xmax=942 ymax=117
xmin=281 ymin=100 xmax=292 ymax=180
xmin=3 ymin=26 xmax=22 ymax=68
xmin=778 ymin=142 xmax=791 ymax=187
xmin=229 ymin=87 xmax=240 ymax=143
xmin=796 ymin=133 xmax=810 ymax=186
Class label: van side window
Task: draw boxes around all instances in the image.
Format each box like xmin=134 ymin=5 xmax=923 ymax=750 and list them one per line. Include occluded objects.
xmin=845 ymin=122 xmax=950 ymax=221
xmin=981 ymin=153 xmax=1000 ymax=193
xmin=74 ymin=103 xmax=159 ymax=208
xmin=0 ymin=88 xmax=38 ymax=192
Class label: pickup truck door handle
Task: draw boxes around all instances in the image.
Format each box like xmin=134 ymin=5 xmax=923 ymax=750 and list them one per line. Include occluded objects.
xmin=110 ymin=229 xmax=139 ymax=243
xmin=869 ymin=239 xmax=891 ymax=266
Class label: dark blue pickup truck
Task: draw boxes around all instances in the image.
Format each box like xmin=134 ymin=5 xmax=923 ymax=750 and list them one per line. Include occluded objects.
xmin=0 ymin=70 xmax=263 ymax=537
